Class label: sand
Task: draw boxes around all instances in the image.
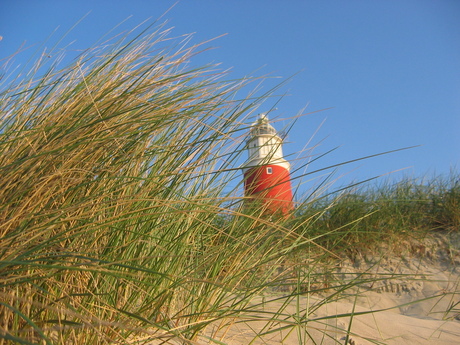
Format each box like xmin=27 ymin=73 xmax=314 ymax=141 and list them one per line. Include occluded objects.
xmin=145 ymin=232 xmax=460 ymax=344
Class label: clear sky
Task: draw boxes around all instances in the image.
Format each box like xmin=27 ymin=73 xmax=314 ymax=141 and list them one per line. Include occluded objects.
xmin=1 ymin=1 xmax=459 ymax=195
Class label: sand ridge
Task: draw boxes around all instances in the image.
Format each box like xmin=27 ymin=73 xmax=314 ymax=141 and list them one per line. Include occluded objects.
xmin=144 ymin=232 xmax=460 ymax=344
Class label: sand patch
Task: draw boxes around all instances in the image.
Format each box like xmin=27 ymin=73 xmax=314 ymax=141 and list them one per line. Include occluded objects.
xmin=137 ymin=232 xmax=460 ymax=344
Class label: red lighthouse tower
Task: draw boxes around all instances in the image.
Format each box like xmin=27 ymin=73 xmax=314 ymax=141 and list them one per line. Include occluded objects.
xmin=243 ymin=114 xmax=294 ymax=215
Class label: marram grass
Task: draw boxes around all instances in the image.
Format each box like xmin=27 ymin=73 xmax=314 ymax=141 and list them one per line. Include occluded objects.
xmin=0 ymin=24 xmax=308 ymax=344
xmin=0 ymin=23 xmax=458 ymax=345
xmin=294 ymin=173 xmax=459 ymax=255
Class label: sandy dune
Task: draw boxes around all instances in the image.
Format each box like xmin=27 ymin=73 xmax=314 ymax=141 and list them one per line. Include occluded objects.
xmin=200 ymin=266 xmax=458 ymax=344
xmin=145 ymin=233 xmax=460 ymax=344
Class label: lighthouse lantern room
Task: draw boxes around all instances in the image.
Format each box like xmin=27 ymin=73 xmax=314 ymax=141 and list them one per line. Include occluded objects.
xmin=243 ymin=114 xmax=294 ymax=215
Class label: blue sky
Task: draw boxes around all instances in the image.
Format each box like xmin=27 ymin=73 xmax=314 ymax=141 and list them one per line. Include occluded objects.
xmin=1 ymin=1 xmax=459 ymax=195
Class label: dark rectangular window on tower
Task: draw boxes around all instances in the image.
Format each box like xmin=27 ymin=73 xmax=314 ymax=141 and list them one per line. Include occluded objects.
xmin=266 ymin=167 xmax=273 ymax=174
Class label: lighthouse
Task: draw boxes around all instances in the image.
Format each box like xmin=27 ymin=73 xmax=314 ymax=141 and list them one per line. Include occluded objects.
xmin=243 ymin=114 xmax=294 ymax=215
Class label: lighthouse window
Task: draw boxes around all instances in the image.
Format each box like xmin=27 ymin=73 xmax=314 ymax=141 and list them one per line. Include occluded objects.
xmin=266 ymin=167 xmax=273 ymax=174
